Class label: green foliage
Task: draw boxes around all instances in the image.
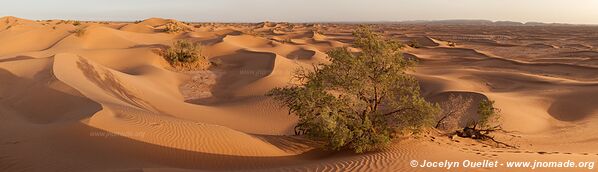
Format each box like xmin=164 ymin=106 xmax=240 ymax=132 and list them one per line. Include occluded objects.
xmin=159 ymin=40 xmax=210 ymax=70
xmin=162 ymin=40 xmax=203 ymax=64
xmin=473 ymin=99 xmax=498 ymax=129
xmin=267 ymin=26 xmax=440 ymax=153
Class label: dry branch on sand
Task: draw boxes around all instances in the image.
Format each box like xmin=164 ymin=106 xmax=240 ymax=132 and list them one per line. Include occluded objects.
xmin=441 ymin=98 xmax=517 ymax=148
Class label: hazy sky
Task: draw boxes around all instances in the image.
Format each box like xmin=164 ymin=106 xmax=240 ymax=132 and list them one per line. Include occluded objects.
xmin=1 ymin=0 xmax=597 ymax=24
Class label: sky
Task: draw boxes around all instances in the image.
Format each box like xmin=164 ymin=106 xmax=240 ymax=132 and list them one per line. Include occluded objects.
xmin=1 ymin=0 xmax=597 ymax=24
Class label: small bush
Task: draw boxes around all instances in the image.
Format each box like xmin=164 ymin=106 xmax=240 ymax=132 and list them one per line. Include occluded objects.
xmin=73 ymin=21 xmax=81 ymax=26
xmin=72 ymin=27 xmax=87 ymax=37
xmin=407 ymin=40 xmax=421 ymax=48
xmin=470 ymin=99 xmax=500 ymax=130
xmin=448 ymin=41 xmax=456 ymax=47
xmin=162 ymin=40 xmax=201 ymax=63
xmin=163 ymin=22 xmax=189 ymax=33
xmin=282 ymin=38 xmax=293 ymax=44
xmin=160 ymin=40 xmax=210 ymax=70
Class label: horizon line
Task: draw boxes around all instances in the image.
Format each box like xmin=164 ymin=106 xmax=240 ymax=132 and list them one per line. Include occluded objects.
xmin=3 ymin=16 xmax=598 ymax=26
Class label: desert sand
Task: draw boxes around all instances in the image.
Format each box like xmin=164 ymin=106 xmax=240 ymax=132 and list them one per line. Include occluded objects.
xmin=1 ymin=16 xmax=597 ymax=171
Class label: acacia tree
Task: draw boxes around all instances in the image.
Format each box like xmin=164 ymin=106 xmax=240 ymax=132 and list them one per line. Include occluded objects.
xmin=267 ymin=26 xmax=440 ymax=153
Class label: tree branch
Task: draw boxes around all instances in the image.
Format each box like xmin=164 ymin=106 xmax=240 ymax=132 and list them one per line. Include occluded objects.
xmin=381 ymin=107 xmax=415 ymax=117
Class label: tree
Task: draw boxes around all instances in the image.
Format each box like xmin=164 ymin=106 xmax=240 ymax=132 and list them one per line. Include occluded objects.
xmin=267 ymin=26 xmax=440 ymax=153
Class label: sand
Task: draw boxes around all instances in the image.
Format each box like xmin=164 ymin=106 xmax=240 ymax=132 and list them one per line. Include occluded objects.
xmin=1 ymin=16 xmax=598 ymax=171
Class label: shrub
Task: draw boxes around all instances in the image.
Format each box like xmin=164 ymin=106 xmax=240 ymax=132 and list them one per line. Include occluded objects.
xmin=407 ymin=40 xmax=421 ymax=48
xmin=267 ymin=26 xmax=440 ymax=153
xmin=162 ymin=40 xmax=201 ymax=63
xmin=73 ymin=21 xmax=81 ymax=26
xmin=72 ymin=27 xmax=87 ymax=37
xmin=279 ymin=38 xmax=293 ymax=44
xmin=163 ymin=22 xmax=189 ymax=33
xmin=448 ymin=41 xmax=456 ymax=47
xmin=470 ymin=99 xmax=499 ymax=130
xmin=160 ymin=40 xmax=210 ymax=70
xmin=452 ymin=98 xmax=512 ymax=148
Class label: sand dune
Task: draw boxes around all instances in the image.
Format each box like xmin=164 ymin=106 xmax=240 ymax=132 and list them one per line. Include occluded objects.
xmin=2 ymin=18 xmax=598 ymax=171
xmin=0 ymin=27 xmax=69 ymax=56
xmin=120 ymin=23 xmax=156 ymax=33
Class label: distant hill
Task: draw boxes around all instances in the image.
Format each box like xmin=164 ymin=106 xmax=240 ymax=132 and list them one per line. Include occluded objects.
xmin=393 ymin=19 xmax=585 ymax=26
